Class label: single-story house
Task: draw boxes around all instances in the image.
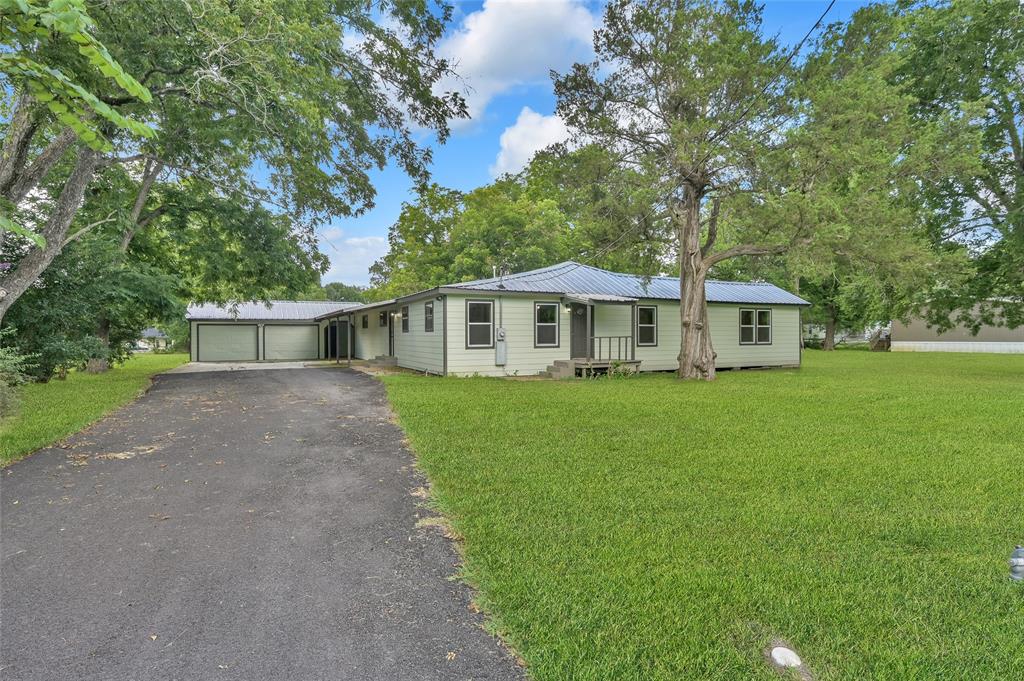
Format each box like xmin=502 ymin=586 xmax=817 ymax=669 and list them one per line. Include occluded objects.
xmin=137 ymin=327 xmax=170 ymax=351
xmin=186 ymin=263 xmax=811 ymax=374
xmin=326 ymin=261 xmax=808 ymax=376
xmin=891 ymin=314 xmax=1024 ymax=353
xmin=186 ymin=300 xmax=360 ymax=362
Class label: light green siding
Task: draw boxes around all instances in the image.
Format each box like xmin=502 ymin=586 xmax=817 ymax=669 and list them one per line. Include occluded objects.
xmin=709 ymin=304 xmax=800 ymax=367
xmin=353 ymin=310 xmax=391 ymax=360
xmin=190 ymin=319 xmax=334 ymax=362
xmin=394 ymin=299 xmax=444 ymax=374
xmin=445 ymin=294 xmax=570 ymax=376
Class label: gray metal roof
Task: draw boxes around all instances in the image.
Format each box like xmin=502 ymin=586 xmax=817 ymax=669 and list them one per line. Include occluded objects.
xmin=446 ymin=262 xmax=810 ymax=306
xmin=186 ymin=300 xmax=359 ymax=321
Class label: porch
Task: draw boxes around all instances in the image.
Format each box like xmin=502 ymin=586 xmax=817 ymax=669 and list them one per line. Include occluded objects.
xmin=548 ymin=294 xmax=645 ymax=378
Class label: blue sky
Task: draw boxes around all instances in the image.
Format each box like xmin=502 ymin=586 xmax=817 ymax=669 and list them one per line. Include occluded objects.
xmin=322 ymin=0 xmax=869 ymax=286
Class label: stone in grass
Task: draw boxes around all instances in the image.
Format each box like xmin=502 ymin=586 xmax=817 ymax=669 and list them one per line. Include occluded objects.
xmin=765 ymin=639 xmax=814 ymax=680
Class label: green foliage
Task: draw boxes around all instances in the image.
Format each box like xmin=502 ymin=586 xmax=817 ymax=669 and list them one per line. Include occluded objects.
xmin=370 ymin=144 xmax=671 ymax=298
xmin=900 ymin=0 xmax=1023 ymax=328
xmin=384 ymin=351 xmax=1024 ymax=679
xmin=2 ymin=237 xmax=180 ymax=380
xmin=0 ymin=352 xmax=186 ymax=464
xmin=0 ymin=0 xmax=153 ymax=151
xmin=0 ymin=327 xmax=35 ymax=416
xmin=322 ymin=282 xmax=369 ymax=303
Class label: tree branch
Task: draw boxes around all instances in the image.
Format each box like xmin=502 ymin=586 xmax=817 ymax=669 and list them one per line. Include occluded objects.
xmin=702 ymin=242 xmax=787 ymax=268
xmin=5 ymin=128 xmax=78 ymax=204
xmin=62 ymin=212 xmax=119 ymax=247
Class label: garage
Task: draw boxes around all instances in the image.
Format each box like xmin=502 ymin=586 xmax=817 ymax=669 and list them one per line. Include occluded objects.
xmin=196 ymin=324 xmax=258 ymax=361
xmin=186 ymin=301 xmax=360 ymax=363
xmin=264 ymin=324 xmax=319 ymax=360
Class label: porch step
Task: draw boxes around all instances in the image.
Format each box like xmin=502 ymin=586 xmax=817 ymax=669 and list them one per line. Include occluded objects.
xmin=371 ymin=356 xmax=398 ymax=366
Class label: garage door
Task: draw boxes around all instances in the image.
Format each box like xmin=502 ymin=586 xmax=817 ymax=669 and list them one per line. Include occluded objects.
xmin=264 ymin=325 xmax=319 ymax=360
xmin=197 ymin=324 xmax=258 ymax=361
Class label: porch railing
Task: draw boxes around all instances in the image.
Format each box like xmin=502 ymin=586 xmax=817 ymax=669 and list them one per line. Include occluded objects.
xmin=587 ymin=335 xmax=635 ymax=362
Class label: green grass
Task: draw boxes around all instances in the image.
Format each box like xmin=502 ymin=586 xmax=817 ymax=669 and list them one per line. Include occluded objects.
xmin=382 ymin=351 xmax=1024 ymax=680
xmin=0 ymin=353 xmax=187 ymax=465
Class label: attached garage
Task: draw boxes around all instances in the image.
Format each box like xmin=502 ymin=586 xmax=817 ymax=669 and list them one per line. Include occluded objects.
xmin=186 ymin=301 xmax=359 ymax=362
xmin=196 ymin=324 xmax=258 ymax=361
xmin=264 ymin=324 xmax=319 ymax=360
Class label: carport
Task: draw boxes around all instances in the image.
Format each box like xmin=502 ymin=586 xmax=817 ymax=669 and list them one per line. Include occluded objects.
xmin=186 ymin=300 xmax=358 ymax=362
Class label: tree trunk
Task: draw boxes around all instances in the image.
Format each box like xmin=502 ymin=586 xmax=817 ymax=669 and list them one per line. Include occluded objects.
xmin=823 ymin=309 xmax=837 ymax=351
xmin=676 ymin=190 xmax=716 ymax=380
xmin=0 ymin=147 xmax=100 ymax=324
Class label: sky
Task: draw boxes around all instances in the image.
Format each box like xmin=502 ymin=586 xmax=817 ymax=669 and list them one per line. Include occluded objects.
xmin=321 ymin=0 xmax=870 ymax=286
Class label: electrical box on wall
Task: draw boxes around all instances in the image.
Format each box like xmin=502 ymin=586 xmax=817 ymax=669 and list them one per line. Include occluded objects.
xmin=495 ymin=327 xmax=507 ymax=365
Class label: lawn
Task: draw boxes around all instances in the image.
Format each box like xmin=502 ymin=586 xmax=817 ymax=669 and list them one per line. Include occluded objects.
xmin=0 ymin=352 xmax=187 ymax=465
xmin=382 ymin=351 xmax=1024 ymax=680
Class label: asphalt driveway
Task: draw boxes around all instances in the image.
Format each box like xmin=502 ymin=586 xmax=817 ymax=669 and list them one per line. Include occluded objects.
xmin=1 ymin=368 xmax=522 ymax=681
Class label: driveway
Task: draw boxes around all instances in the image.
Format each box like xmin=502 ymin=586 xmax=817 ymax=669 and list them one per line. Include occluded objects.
xmin=1 ymin=368 xmax=522 ymax=681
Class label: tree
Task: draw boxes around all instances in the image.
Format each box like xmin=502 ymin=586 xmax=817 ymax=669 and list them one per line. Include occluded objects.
xmin=322 ymin=283 xmax=369 ymax=304
xmin=553 ymin=0 xmax=975 ymax=378
xmin=900 ymin=0 xmax=1023 ymax=331
xmin=775 ymin=3 xmax=973 ymax=350
xmin=370 ymin=180 xmax=573 ymax=298
xmin=1 ymin=0 xmax=464 ymax=323
xmin=554 ymin=0 xmax=813 ymax=380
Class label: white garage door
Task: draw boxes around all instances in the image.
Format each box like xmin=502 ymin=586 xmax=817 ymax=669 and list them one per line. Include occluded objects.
xmin=197 ymin=324 xmax=258 ymax=361
xmin=264 ymin=325 xmax=319 ymax=360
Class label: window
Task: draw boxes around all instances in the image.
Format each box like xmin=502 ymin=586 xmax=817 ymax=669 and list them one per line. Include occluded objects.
xmin=361 ymin=314 xmax=368 ymax=329
xmin=740 ymin=308 xmax=772 ymax=345
xmin=637 ymin=305 xmax=657 ymax=346
xmin=534 ymin=302 xmax=559 ymax=347
xmin=379 ymin=311 xmax=388 ymax=327
xmin=466 ymin=300 xmax=494 ymax=348
xmin=424 ymin=301 xmax=434 ymax=332
xmin=401 ymin=306 xmax=409 ymax=333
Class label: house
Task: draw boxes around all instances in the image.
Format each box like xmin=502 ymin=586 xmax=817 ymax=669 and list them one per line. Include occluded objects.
xmin=186 ymin=301 xmax=360 ymax=362
xmin=321 ymin=262 xmax=808 ymax=376
xmin=891 ymin=314 xmax=1024 ymax=353
xmin=137 ymin=327 xmax=170 ymax=351
xmin=185 ymin=263 xmax=810 ymax=374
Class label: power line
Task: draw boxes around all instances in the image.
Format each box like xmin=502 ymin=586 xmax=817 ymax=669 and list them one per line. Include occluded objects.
xmin=518 ymin=0 xmax=839 ymax=287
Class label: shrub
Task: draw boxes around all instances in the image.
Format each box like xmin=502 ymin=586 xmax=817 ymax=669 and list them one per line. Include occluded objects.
xmin=0 ymin=329 xmax=36 ymax=416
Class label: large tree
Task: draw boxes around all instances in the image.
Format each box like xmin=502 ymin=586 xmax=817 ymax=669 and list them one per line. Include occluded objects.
xmin=1 ymin=0 xmax=464 ymax=322
xmin=554 ymin=0 xmax=975 ymax=379
xmin=554 ymin=0 xmax=814 ymax=380
xmin=900 ymin=0 xmax=1023 ymax=331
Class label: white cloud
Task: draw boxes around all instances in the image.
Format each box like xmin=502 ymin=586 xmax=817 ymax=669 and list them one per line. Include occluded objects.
xmin=438 ymin=0 xmax=596 ymax=126
xmin=320 ymin=231 xmax=388 ymax=286
xmin=490 ymin=107 xmax=571 ymax=176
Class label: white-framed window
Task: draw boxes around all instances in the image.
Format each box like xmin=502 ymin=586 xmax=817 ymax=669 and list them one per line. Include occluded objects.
xmin=378 ymin=311 xmax=388 ymax=327
xmin=637 ymin=305 xmax=657 ymax=346
xmin=361 ymin=314 xmax=368 ymax=329
xmin=466 ymin=300 xmax=494 ymax=348
xmin=534 ymin=302 xmax=559 ymax=347
xmin=424 ymin=301 xmax=434 ymax=333
xmin=401 ymin=305 xmax=409 ymax=333
xmin=740 ymin=308 xmax=772 ymax=345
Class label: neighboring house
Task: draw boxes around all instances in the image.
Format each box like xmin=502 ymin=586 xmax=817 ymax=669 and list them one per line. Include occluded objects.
xmin=186 ymin=301 xmax=360 ymax=362
xmin=319 ymin=261 xmax=810 ymax=376
xmin=138 ymin=327 xmax=170 ymax=351
xmin=891 ymin=315 xmax=1024 ymax=354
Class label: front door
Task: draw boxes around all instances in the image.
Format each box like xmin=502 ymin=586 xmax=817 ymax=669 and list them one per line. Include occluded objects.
xmin=570 ymin=303 xmax=592 ymax=359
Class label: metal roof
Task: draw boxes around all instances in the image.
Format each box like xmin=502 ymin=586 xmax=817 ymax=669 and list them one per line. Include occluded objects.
xmin=186 ymin=300 xmax=359 ymax=321
xmin=446 ymin=261 xmax=810 ymax=306
xmin=314 ymin=298 xmax=397 ymax=320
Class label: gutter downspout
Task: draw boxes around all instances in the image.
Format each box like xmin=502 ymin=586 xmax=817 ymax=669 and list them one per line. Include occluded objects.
xmin=347 ymin=313 xmax=352 ymax=367
xmin=442 ymin=294 xmax=448 ymax=376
